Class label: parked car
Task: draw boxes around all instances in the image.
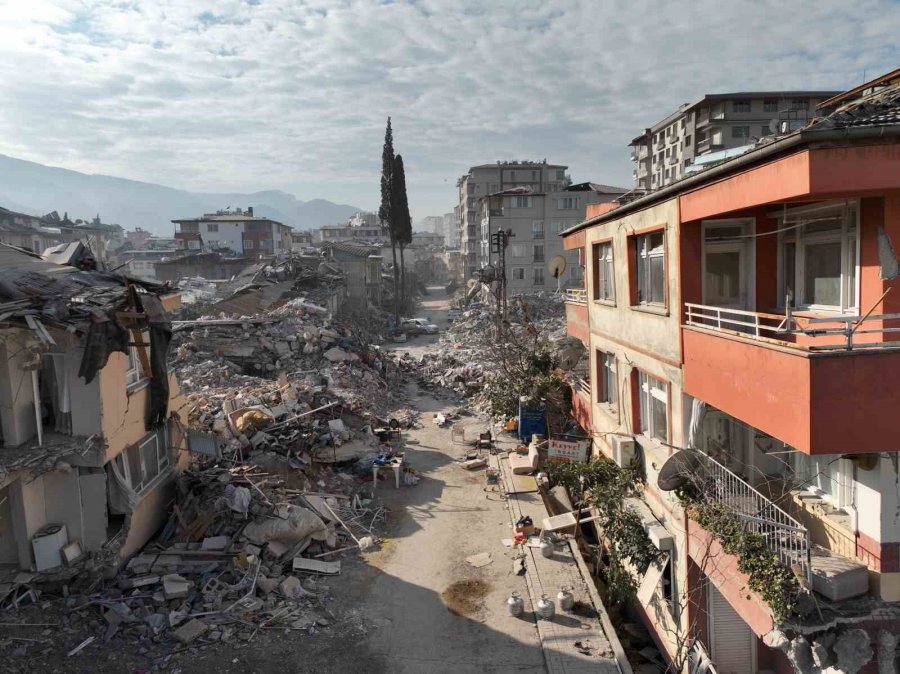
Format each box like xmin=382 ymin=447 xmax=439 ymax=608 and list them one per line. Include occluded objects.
xmin=401 ymin=318 xmax=439 ymax=335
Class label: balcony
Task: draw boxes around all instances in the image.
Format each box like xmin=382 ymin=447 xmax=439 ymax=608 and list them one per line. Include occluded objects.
xmin=564 ymin=287 xmax=587 ymax=305
xmin=683 ymin=303 xmax=900 ymax=455
xmin=696 ymin=137 xmax=723 ymax=154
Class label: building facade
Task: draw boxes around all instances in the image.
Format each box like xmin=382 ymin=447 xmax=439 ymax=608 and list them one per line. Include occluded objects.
xmin=479 ymin=182 xmax=627 ymax=293
xmin=172 ymin=208 xmax=292 ymax=257
xmin=456 ymin=161 xmax=572 ymax=279
xmin=314 ymin=223 xmax=388 ymax=245
xmin=629 ymin=91 xmax=839 ymax=190
xmin=324 ymin=241 xmax=382 ymax=308
xmin=563 ymin=77 xmax=900 ymax=672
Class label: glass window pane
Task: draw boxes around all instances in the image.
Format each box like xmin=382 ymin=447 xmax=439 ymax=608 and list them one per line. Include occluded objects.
xmin=846 ymin=238 xmax=857 ymax=309
xmin=705 ymin=251 xmax=741 ymax=305
xmin=783 ymin=242 xmax=796 ymax=306
xmin=126 ymin=445 xmax=143 ymax=491
xmin=804 ymin=242 xmax=842 ymax=306
xmin=142 ymin=438 xmax=159 ymax=483
xmin=651 ymin=396 xmax=668 ymax=441
xmin=650 ymin=256 xmax=665 ymax=304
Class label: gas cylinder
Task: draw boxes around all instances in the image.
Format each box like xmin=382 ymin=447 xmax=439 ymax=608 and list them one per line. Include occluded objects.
xmin=536 ymin=594 xmax=555 ymax=620
xmin=557 ymin=587 xmax=575 ymax=612
xmin=540 ymin=538 xmax=554 ymax=558
xmin=506 ymin=591 xmax=524 ymax=617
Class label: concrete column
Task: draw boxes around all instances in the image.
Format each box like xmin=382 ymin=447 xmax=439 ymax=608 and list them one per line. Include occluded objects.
xmin=8 ymin=475 xmax=47 ymax=570
xmin=0 ymin=336 xmax=37 ymax=447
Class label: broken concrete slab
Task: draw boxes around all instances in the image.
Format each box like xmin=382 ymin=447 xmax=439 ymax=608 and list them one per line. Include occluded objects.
xmin=162 ymin=574 xmax=191 ymax=600
xmin=172 ymin=618 xmax=209 ymax=645
xmin=465 ymin=552 xmax=493 ymax=568
xmin=201 ymin=535 xmax=230 ymax=551
xmin=292 ymin=557 xmax=341 ymax=575
xmin=323 ymin=347 xmax=359 ymax=362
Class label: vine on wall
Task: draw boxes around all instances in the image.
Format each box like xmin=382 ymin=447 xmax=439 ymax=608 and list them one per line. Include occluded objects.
xmin=546 ymin=459 xmax=660 ymax=603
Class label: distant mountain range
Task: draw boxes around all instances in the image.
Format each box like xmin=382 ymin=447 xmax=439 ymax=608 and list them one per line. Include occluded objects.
xmin=0 ymin=154 xmax=365 ymax=234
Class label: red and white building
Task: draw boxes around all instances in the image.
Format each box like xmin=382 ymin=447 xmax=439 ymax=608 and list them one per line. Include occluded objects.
xmin=172 ymin=207 xmax=292 ymax=257
xmin=563 ymin=69 xmax=900 ymax=672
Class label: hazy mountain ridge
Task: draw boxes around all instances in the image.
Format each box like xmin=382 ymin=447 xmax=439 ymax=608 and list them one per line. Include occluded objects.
xmin=0 ymin=154 xmax=364 ymax=234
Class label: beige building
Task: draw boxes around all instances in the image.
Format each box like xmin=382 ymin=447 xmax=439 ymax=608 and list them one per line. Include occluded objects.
xmin=456 ymin=161 xmax=573 ymax=278
xmin=629 ymin=91 xmax=839 ymax=190
xmin=479 ymin=182 xmax=628 ymax=293
xmin=0 ymin=248 xmax=190 ymax=574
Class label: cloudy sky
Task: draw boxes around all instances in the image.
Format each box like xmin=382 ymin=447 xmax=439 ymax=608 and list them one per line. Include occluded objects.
xmin=0 ymin=0 xmax=898 ymax=219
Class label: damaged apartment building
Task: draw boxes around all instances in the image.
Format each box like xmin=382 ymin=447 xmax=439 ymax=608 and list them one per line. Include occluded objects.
xmin=0 ymin=247 xmax=186 ymax=580
xmin=563 ymin=69 xmax=900 ymax=672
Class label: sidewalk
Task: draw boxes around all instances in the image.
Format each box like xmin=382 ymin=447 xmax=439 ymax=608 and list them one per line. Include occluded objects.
xmin=493 ymin=437 xmax=625 ymax=674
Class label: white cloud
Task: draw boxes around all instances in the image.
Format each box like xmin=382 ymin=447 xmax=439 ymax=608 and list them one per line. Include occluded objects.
xmin=0 ymin=0 xmax=897 ymax=217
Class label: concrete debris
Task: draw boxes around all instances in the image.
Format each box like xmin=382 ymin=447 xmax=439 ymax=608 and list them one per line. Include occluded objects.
xmin=172 ymin=618 xmax=208 ymax=644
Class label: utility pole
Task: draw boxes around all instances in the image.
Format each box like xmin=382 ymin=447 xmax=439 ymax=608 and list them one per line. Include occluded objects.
xmin=491 ymin=228 xmax=513 ymax=340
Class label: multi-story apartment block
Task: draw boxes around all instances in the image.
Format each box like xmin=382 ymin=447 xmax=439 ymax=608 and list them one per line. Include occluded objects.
xmin=456 ymin=160 xmax=573 ymax=278
xmin=479 ymin=182 xmax=627 ymax=293
xmin=172 ymin=207 xmax=292 ymax=256
xmin=563 ymin=74 xmax=900 ymax=672
xmin=630 ymin=91 xmax=839 ymax=190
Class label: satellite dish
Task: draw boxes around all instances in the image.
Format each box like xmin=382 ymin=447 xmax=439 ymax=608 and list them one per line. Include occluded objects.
xmin=556 ymin=336 xmax=586 ymax=371
xmin=547 ymin=255 xmax=567 ymax=279
xmin=657 ymin=451 xmax=702 ymax=491
xmin=768 ymin=117 xmax=781 ymax=134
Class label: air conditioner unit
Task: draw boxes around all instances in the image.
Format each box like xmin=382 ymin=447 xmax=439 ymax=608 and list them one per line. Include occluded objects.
xmin=32 ymin=523 xmax=68 ymax=572
xmin=610 ymin=435 xmax=635 ymax=468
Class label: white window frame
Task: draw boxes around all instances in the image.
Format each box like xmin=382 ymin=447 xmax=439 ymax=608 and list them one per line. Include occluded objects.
xmin=187 ymin=240 xmax=201 ymax=250
xmin=635 ymin=231 xmax=666 ymax=307
xmin=593 ymin=241 xmax=615 ymax=303
xmin=533 ymin=267 xmax=545 ymax=285
xmin=790 ymin=452 xmax=854 ymax=511
xmin=597 ymin=351 xmax=617 ymax=409
xmin=125 ymin=342 xmax=144 ymax=387
xmin=244 ymin=239 xmax=255 ymax=249
xmin=732 ymin=100 xmax=751 ymax=113
xmin=512 ymin=267 xmax=525 ymax=281
xmin=510 ymin=196 xmax=532 ymax=208
xmin=115 ymin=428 xmax=171 ymax=495
xmin=558 ymin=197 xmax=579 ymax=210
xmin=550 ymin=221 xmax=565 ymax=234
xmin=638 ymin=371 xmax=668 ymax=442
xmin=533 ymin=244 xmax=545 ymax=263
xmin=207 ymin=223 xmax=219 ymax=233
xmin=532 ymin=220 xmax=544 ymax=238
xmin=777 ymin=201 xmax=859 ymax=313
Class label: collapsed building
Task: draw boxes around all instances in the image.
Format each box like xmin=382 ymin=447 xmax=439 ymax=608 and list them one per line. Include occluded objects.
xmin=0 ymin=247 xmax=187 ymax=581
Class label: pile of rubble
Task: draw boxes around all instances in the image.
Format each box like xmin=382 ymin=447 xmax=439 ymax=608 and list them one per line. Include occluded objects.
xmin=400 ymin=293 xmax=568 ymax=404
xmin=0 ymin=460 xmax=389 ymax=670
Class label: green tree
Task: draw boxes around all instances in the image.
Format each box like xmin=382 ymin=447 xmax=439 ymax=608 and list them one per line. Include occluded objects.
xmin=392 ymin=154 xmax=413 ymax=308
xmin=378 ymin=117 xmax=400 ymax=323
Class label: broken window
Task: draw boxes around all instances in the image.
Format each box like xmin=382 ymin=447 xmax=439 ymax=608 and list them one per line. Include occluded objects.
xmin=635 ymin=231 xmax=665 ymax=306
xmin=638 ymin=371 xmax=668 ymax=442
xmin=592 ymin=241 xmax=615 ymax=302
xmin=596 ymin=351 xmax=617 ymax=409
xmin=125 ymin=343 xmax=144 ymax=387
xmin=114 ymin=428 xmax=171 ymax=495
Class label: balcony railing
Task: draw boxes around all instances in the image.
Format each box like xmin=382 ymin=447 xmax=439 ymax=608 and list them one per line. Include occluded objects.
xmin=565 ymin=288 xmax=587 ymax=304
xmin=694 ymin=451 xmax=811 ymax=583
xmin=685 ymin=302 xmax=900 ymax=352
xmin=575 ymin=376 xmax=591 ymax=397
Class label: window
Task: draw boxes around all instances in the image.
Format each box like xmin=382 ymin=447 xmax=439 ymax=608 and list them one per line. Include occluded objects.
xmin=125 ymin=340 xmax=144 ymax=387
xmin=468 ymin=184 xmax=475 ymax=195
xmin=732 ymin=126 xmax=750 ymax=139
xmin=533 ymin=244 xmax=544 ymax=263
xmin=114 ymin=429 xmax=171 ymax=494
xmin=244 ymin=239 xmax=255 ymax=249
xmin=510 ymin=243 xmax=526 ymax=258
xmin=511 ymin=196 xmax=532 ymax=208
xmin=512 ymin=267 xmax=525 ymax=280
xmin=638 ymin=372 xmax=668 ymax=442
xmin=531 ymin=170 xmax=538 ymax=180
xmin=550 ymin=222 xmax=565 ymax=234
xmin=592 ymin=241 xmax=615 ymax=302
xmin=792 ymin=99 xmax=810 ymax=110
xmin=206 ymin=239 xmax=218 ymax=248
xmin=634 ymin=231 xmax=665 ymax=306
xmin=759 ymin=125 xmax=770 ymax=137
xmin=763 ymin=99 xmax=779 ymax=113
xmin=489 ymin=183 xmax=499 ymax=193
xmin=558 ymin=197 xmax=579 ymax=210
xmin=791 ymin=452 xmax=854 ymax=510
xmin=779 ymin=202 xmax=858 ymax=311
xmin=684 ymin=135 xmax=692 ymax=147
xmin=556 ymin=170 xmax=565 ymax=180
xmin=533 ymin=267 xmax=544 ymax=285
xmin=732 ymin=100 xmax=751 ymax=113
xmin=532 ymin=220 xmax=544 ymax=238
xmin=596 ymin=351 xmax=617 ymax=408
xmin=187 ymin=240 xmax=201 ymax=250
xmin=206 ymin=223 xmax=219 ymax=233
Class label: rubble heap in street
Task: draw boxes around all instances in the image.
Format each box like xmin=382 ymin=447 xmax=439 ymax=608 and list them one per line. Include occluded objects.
xmin=402 ymin=293 xmax=568 ymax=406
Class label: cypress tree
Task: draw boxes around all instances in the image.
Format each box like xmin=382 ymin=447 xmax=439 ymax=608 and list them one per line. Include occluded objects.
xmin=378 ymin=117 xmax=400 ymax=323
xmin=392 ymin=154 xmax=413 ymax=308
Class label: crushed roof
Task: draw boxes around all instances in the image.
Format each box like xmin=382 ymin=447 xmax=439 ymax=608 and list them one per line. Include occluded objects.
xmin=326 ymin=241 xmax=379 ymax=257
xmin=812 ymin=80 xmax=900 ymax=130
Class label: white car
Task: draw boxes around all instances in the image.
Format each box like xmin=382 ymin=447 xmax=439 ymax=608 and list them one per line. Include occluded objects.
xmin=404 ymin=318 xmax=439 ymax=334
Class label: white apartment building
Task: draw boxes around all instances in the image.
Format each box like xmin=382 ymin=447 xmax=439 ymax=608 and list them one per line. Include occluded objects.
xmin=456 ymin=161 xmax=571 ymax=278
xmin=479 ymin=182 xmax=627 ymax=293
xmin=630 ymin=91 xmax=839 ymax=190
xmin=172 ymin=208 xmax=292 ymax=257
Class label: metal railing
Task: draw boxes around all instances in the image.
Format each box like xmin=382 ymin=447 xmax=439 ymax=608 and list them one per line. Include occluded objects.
xmin=696 ymin=451 xmax=811 ymax=583
xmin=565 ymin=288 xmax=587 ymax=305
xmin=685 ymin=302 xmax=900 ymax=351
xmin=575 ymin=377 xmax=591 ymax=397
